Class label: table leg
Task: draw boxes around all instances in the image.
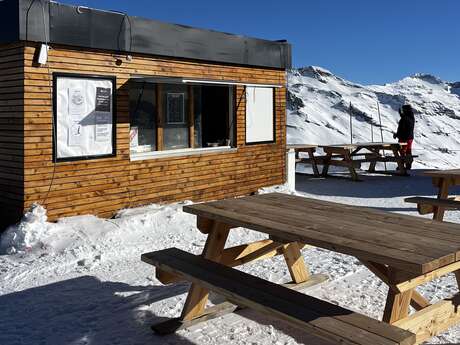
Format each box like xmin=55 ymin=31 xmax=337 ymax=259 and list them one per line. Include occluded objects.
xmin=282 ymin=242 xmax=310 ymax=283
xmin=367 ymin=148 xmax=380 ymax=173
xmin=360 ymin=260 xmax=430 ymax=313
xmin=383 ymin=289 xmax=414 ymax=324
xmin=343 ymin=151 xmax=359 ymax=181
xmin=321 ymin=153 xmax=332 ymax=177
xmin=180 ymin=220 xmax=231 ymax=321
xmin=392 ymin=147 xmax=407 ymax=176
xmin=360 ymin=260 xmax=460 ymax=343
xmin=307 ymin=148 xmax=320 ymax=177
xmin=433 ymin=178 xmax=450 ymax=221
xmin=368 ymin=160 xmax=377 ymax=173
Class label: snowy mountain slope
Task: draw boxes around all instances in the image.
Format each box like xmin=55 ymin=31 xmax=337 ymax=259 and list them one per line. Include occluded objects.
xmin=287 ymin=66 xmax=460 ymax=169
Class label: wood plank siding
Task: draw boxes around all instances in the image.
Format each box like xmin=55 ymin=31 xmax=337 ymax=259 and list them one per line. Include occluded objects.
xmin=9 ymin=42 xmax=287 ymax=222
xmin=0 ymin=43 xmax=25 ymax=228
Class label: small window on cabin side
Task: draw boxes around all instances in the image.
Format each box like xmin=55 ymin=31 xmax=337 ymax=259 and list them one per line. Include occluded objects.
xmin=129 ymin=81 xmax=234 ymax=154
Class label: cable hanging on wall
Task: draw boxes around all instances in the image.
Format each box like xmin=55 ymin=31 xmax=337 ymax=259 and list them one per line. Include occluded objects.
xmin=25 ymin=0 xmax=57 ymax=207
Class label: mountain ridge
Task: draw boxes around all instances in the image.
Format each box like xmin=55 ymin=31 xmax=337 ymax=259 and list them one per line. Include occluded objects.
xmin=287 ymin=66 xmax=460 ymax=169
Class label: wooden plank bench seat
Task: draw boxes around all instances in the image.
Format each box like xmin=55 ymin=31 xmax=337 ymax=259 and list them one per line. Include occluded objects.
xmin=142 ymin=248 xmax=416 ymax=345
xmin=298 ymin=155 xmax=329 ymax=165
xmin=299 ymin=156 xmax=361 ymax=166
xmin=405 ymin=196 xmax=460 ymax=216
xmin=301 ymin=155 xmax=417 ymax=167
xmin=361 ymin=155 xmax=418 ymax=163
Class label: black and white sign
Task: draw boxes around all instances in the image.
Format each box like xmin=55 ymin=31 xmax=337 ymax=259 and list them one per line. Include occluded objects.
xmin=166 ymin=93 xmax=185 ymax=124
xmin=54 ymin=74 xmax=116 ymax=161
xmin=95 ymin=87 xmax=112 ymax=112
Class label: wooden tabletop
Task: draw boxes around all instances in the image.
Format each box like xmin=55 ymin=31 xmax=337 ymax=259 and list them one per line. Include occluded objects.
xmin=287 ymin=144 xmax=318 ymax=150
xmin=423 ymin=169 xmax=460 ymax=179
xmin=320 ymin=142 xmax=403 ymax=150
xmin=184 ymin=193 xmax=460 ymax=274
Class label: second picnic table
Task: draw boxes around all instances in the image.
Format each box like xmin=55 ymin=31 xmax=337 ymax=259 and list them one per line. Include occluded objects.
xmin=142 ymin=193 xmax=460 ymax=344
xmin=406 ymin=169 xmax=460 ymax=221
xmin=320 ymin=142 xmax=410 ymax=181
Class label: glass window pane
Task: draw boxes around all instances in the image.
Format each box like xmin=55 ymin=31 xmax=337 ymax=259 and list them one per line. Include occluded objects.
xmin=129 ymin=83 xmax=156 ymax=153
xmin=163 ymin=127 xmax=189 ymax=150
xmin=200 ymin=85 xmax=231 ymax=147
xmin=193 ymin=86 xmax=202 ymax=148
xmin=162 ymin=84 xmax=189 ymax=150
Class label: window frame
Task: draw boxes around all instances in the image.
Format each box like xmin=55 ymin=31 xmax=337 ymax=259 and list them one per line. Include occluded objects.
xmin=129 ymin=79 xmax=237 ymax=158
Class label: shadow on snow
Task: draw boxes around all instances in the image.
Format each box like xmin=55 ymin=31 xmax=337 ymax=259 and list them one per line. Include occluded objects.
xmin=295 ymin=169 xmax=460 ymax=200
xmin=0 ymin=276 xmax=195 ymax=345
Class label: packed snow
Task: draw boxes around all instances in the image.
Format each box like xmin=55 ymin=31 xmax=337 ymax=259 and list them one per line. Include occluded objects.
xmin=2 ymin=68 xmax=460 ymax=345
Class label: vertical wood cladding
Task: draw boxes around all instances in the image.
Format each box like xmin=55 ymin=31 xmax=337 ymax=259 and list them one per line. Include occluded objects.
xmin=19 ymin=43 xmax=287 ymax=221
xmin=0 ymin=43 xmax=25 ymax=228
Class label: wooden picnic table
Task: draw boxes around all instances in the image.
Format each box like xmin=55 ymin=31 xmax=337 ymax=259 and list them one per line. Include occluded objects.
xmin=286 ymin=144 xmax=320 ymax=177
xmin=422 ymin=169 xmax=460 ymax=221
xmin=142 ymin=193 xmax=460 ymax=344
xmin=320 ymin=142 xmax=410 ymax=181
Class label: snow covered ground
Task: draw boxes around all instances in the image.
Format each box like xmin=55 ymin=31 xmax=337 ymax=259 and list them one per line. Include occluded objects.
xmin=2 ymin=67 xmax=460 ymax=345
xmin=2 ymin=171 xmax=460 ymax=345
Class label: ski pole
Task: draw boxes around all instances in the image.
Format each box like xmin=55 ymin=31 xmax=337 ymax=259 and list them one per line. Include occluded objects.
xmin=377 ymin=101 xmax=387 ymax=171
xmin=349 ymin=102 xmax=353 ymax=144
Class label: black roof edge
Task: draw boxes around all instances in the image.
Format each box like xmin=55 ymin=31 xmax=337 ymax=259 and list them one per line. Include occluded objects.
xmin=1 ymin=0 xmax=291 ymax=69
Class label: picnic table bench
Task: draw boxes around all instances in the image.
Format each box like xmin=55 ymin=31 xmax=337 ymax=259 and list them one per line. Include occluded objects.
xmin=405 ymin=169 xmax=460 ymax=221
xmin=142 ymin=193 xmax=460 ymax=344
xmin=319 ymin=142 xmax=414 ymax=181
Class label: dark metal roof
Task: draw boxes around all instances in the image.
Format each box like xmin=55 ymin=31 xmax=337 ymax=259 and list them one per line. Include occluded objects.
xmin=0 ymin=0 xmax=291 ymax=69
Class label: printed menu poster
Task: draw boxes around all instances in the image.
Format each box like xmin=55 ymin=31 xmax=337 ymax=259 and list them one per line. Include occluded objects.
xmin=55 ymin=76 xmax=115 ymax=160
xmin=95 ymin=112 xmax=111 ymax=142
xmin=95 ymin=87 xmax=111 ymax=112
xmin=68 ymin=123 xmax=83 ymax=147
xmin=68 ymin=87 xmax=86 ymax=120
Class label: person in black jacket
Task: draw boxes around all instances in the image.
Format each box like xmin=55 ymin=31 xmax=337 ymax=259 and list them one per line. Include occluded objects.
xmin=393 ymin=104 xmax=415 ymax=169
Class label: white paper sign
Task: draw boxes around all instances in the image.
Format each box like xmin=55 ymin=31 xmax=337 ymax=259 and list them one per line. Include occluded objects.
xmin=130 ymin=126 xmax=139 ymax=148
xmin=245 ymin=87 xmax=274 ymax=143
xmin=55 ymin=76 xmax=115 ymax=159
xmin=68 ymin=87 xmax=86 ymax=120
xmin=95 ymin=113 xmax=111 ymax=142
xmin=69 ymin=123 xmax=83 ymax=146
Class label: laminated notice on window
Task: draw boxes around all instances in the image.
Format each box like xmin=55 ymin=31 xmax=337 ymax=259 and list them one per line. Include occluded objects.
xmin=166 ymin=93 xmax=185 ymax=124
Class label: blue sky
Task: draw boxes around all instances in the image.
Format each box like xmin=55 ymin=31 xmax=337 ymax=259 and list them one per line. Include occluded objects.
xmin=58 ymin=0 xmax=460 ymax=85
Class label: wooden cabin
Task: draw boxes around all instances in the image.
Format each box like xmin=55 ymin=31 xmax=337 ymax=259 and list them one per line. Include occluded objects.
xmin=0 ymin=0 xmax=291 ymax=228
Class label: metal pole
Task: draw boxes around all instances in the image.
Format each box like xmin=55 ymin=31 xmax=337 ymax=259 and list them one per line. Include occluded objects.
xmin=349 ymin=102 xmax=353 ymax=144
xmin=376 ymin=101 xmax=387 ymax=171
xmin=370 ymin=113 xmax=374 ymax=142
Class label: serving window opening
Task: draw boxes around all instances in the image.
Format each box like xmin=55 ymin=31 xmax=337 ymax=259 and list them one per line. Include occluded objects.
xmin=129 ymin=80 xmax=234 ymax=156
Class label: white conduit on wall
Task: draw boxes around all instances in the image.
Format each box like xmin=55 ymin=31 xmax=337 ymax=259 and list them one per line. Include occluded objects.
xmin=286 ymin=148 xmax=296 ymax=192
